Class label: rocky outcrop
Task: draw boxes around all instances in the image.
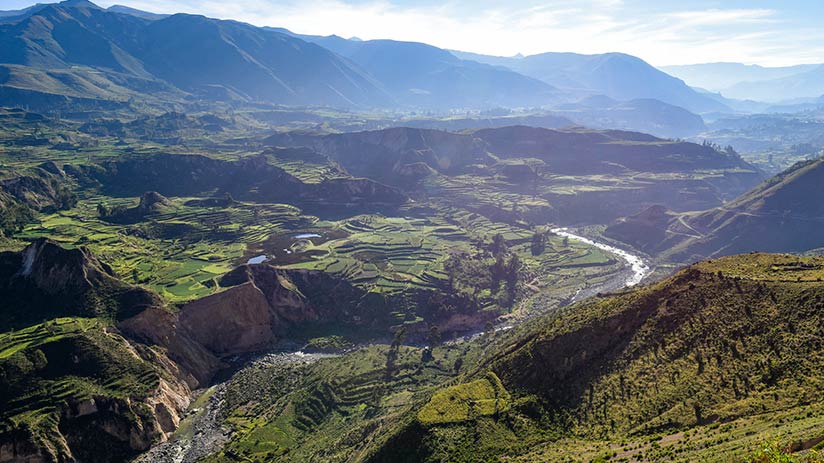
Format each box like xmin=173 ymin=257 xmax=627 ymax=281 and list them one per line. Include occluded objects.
xmin=136 ymin=191 xmax=170 ymax=213
xmin=118 ymin=307 xmax=222 ymax=387
xmin=0 ymin=239 xmax=164 ymax=328
xmin=179 ymin=282 xmax=276 ymax=355
xmin=0 ymin=164 xmax=76 ymax=213
xmin=16 ymin=237 xmax=116 ymax=294
xmin=177 ymin=264 xmax=377 ymax=356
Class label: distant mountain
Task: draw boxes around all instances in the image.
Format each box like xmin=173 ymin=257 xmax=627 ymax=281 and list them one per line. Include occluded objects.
xmin=661 ymin=62 xmax=820 ymax=93
xmin=452 ymin=50 xmax=730 ymax=114
xmin=605 ymin=158 xmax=824 ymax=263
xmin=722 ymin=65 xmax=824 ymax=102
xmin=134 ymin=14 xmax=391 ymax=106
xmin=0 ymin=0 xmax=392 ymax=109
xmin=106 ymin=4 xmax=169 ymax=20
xmin=0 ymin=2 xmax=572 ymax=111
xmin=293 ymin=34 xmax=563 ymax=109
xmin=554 ymin=95 xmax=706 ymax=138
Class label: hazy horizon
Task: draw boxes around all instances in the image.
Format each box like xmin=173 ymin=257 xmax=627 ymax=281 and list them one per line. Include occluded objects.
xmin=4 ymin=0 xmax=824 ymax=67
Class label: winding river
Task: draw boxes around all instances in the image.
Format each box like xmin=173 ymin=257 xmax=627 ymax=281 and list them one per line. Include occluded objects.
xmin=141 ymin=228 xmax=652 ymax=462
xmin=551 ymin=227 xmax=650 ymax=287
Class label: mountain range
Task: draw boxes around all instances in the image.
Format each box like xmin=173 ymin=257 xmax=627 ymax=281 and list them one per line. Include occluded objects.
xmin=452 ymin=50 xmax=730 ymax=113
xmin=0 ymin=0 xmax=746 ymax=120
xmin=663 ymin=62 xmax=824 ymax=103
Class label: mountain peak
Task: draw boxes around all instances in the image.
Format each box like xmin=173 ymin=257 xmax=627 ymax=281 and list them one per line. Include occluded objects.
xmin=59 ymin=0 xmax=101 ymax=8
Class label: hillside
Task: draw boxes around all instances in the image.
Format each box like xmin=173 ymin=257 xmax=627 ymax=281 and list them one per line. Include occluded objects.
xmin=206 ymin=253 xmax=824 ymax=463
xmin=605 ymin=158 xmax=824 ymax=264
xmin=553 ymin=96 xmax=707 ymax=138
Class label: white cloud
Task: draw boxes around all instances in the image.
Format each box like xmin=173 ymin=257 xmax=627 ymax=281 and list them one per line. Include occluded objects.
xmin=90 ymin=0 xmax=824 ymax=66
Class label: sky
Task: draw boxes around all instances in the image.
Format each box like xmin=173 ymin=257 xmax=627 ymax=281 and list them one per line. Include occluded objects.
xmin=4 ymin=0 xmax=824 ymax=66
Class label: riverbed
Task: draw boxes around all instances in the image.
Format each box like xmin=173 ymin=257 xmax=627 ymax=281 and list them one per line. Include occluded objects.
xmin=551 ymin=227 xmax=650 ymax=287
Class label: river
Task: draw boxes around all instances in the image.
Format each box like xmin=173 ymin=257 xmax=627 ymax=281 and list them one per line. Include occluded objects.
xmin=140 ymin=229 xmax=651 ymax=461
xmin=551 ymin=227 xmax=650 ymax=287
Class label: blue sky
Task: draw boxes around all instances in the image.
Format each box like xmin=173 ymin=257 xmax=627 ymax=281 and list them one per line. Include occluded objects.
xmin=4 ymin=0 xmax=824 ymax=66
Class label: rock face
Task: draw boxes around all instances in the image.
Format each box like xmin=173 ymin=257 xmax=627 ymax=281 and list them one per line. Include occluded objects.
xmin=0 ymin=323 xmax=198 ymax=463
xmin=0 ymin=241 xmax=207 ymax=463
xmin=0 ymin=164 xmax=75 ymax=212
xmin=178 ymin=264 xmax=376 ymax=356
xmin=136 ymin=191 xmax=171 ymax=213
xmin=180 ymin=282 xmax=276 ymax=355
xmin=118 ymin=307 xmax=222 ymax=387
xmin=0 ymin=241 xmax=382 ymax=463
xmin=0 ymin=238 xmax=163 ymax=327
xmin=18 ymin=237 xmax=115 ymax=293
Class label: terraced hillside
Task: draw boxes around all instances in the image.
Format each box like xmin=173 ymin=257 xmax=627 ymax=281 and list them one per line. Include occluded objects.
xmin=266 ymin=126 xmax=764 ymax=224
xmin=211 ymin=253 xmax=824 ymax=462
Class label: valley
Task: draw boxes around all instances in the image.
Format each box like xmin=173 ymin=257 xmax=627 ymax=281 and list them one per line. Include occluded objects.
xmin=1 ymin=1 xmax=824 ymax=462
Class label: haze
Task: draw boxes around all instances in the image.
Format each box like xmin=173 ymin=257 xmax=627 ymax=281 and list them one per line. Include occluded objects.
xmin=4 ymin=0 xmax=824 ymax=65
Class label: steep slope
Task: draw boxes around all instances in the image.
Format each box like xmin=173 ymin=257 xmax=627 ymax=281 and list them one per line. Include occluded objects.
xmin=453 ymin=50 xmax=730 ymax=113
xmin=605 ymin=158 xmax=824 ymax=263
xmin=369 ymin=253 xmax=824 ymax=462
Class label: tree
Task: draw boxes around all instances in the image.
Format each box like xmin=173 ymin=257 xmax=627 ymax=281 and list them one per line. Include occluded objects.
xmin=427 ymin=325 xmax=441 ymax=347
xmin=97 ymin=203 xmax=110 ymax=217
xmin=491 ymin=234 xmax=507 ymax=256
xmin=531 ymin=231 xmax=547 ymax=256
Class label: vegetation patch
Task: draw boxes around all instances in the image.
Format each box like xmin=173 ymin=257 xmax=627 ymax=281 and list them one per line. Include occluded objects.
xmin=417 ymin=372 xmax=510 ymax=425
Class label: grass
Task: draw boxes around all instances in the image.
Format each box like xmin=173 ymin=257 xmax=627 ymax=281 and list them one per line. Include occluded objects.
xmin=417 ymin=372 xmax=510 ymax=425
xmin=0 ymin=316 xmax=169 ymax=460
xmin=0 ymin=317 xmax=99 ymax=359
